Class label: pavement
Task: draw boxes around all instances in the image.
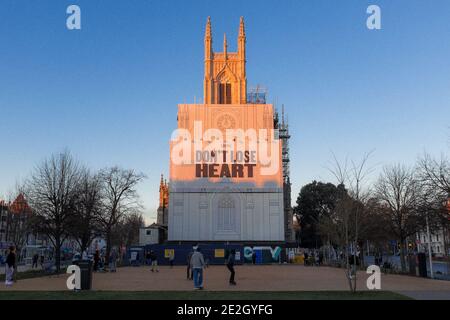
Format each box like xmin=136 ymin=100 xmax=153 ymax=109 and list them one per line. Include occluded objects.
xmin=1 ymin=265 xmax=450 ymax=299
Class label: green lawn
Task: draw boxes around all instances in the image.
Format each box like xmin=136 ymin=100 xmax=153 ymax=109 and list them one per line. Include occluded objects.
xmin=0 ymin=290 xmax=411 ymax=300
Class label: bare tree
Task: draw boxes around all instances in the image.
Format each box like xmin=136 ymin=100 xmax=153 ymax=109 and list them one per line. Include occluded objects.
xmin=67 ymin=171 xmax=102 ymax=253
xmin=375 ymin=164 xmax=422 ymax=273
xmin=114 ymin=212 xmax=145 ymax=248
xmin=99 ymin=167 xmax=145 ymax=262
xmin=418 ymin=153 xmax=450 ymax=196
xmin=417 ymin=153 xmax=450 ymax=266
xmin=25 ymin=151 xmax=82 ymax=271
xmin=326 ymin=151 xmax=375 ymax=292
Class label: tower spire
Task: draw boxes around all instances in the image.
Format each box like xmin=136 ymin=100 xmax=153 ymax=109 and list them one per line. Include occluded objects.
xmin=237 ymin=17 xmax=247 ymax=103
xmin=223 ymin=33 xmax=228 ymax=59
xmin=239 ymin=16 xmax=245 ymax=37
xmin=205 ymin=16 xmax=212 ymax=39
xmin=204 ymin=16 xmax=213 ymax=61
xmin=204 ymin=17 xmax=213 ymax=104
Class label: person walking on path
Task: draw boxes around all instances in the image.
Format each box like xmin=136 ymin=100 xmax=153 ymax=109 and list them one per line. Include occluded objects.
xmin=39 ymin=254 xmax=45 ymax=269
xmin=145 ymin=251 xmax=152 ymax=266
xmin=169 ymin=251 xmax=175 ymax=268
xmin=93 ymin=250 xmax=100 ymax=272
xmin=186 ymin=250 xmax=193 ymax=280
xmin=32 ymin=253 xmax=39 ymax=269
xmin=190 ymin=246 xmax=205 ymax=290
xmin=109 ymin=248 xmax=118 ymax=272
xmin=227 ymin=249 xmax=237 ymax=285
xmin=150 ymin=251 xmax=159 ymax=272
xmin=4 ymin=246 xmax=16 ymax=287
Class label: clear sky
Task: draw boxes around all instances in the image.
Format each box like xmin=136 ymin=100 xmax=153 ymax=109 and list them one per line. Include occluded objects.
xmin=1 ymin=0 xmax=449 ymax=224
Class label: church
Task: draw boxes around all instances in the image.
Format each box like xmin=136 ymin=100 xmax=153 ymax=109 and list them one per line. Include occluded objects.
xmin=167 ymin=17 xmax=293 ymax=243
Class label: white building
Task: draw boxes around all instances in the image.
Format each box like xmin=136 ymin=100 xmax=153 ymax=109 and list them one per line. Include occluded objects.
xmin=416 ymin=228 xmax=448 ymax=257
xmin=139 ymin=224 xmax=164 ymax=245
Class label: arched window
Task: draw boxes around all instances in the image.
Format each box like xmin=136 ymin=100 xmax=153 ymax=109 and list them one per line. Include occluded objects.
xmin=218 ymin=196 xmax=235 ymax=231
xmin=219 ymin=83 xmax=232 ymax=104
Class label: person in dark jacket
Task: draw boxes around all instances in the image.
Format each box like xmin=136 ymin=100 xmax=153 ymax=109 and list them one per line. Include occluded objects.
xmin=32 ymin=253 xmax=39 ymax=269
xmin=150 ymin=251 xmax=158 ymax=272
xmin=227 ymin=249 xmax=236 ymax=285
xmin=93 ymin=250 xmax=100 ymax=272
xmin=5 ymin=246 xmax=16 ymax=287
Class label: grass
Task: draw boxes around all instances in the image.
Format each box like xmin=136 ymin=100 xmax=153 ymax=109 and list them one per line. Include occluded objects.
xmin=0 ymin=290 xmax=411 ymax=300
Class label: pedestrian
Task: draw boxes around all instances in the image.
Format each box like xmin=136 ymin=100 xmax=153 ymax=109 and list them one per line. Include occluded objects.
xmin=109 ymin=248 xmax=118 ymax=272
xmin=150 ymin=250 xmax=158 ymax=272
xmin=39 ymin=254 xmax=45 ymax=269
xmin=190 ymin=246 xmax=205 ymax=290
xmin=186 ymin=250 xmax=193 ymax=280
xmin=169 ymin=251 xmax=175 ymax=268
xmin=32 ymin=253 xmax=39 ymax=269
xmin=304 ymin=251 xmax=309 ymax=266
xmin=93 ymin=250 xmax=100 ymax=272
xmin=314 ymin=251 xmax=319 ymax=266
xmin=227 ymin=249 xmax=236 ymax=285
xmin=5 ymin=246 xmax=16 ymax=287
xmin=145 ymin=251 xmax=152 ymax=266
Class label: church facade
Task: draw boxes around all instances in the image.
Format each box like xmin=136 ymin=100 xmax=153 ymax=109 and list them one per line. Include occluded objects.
xmin=168 ymin=17 xmax=285 ymax=242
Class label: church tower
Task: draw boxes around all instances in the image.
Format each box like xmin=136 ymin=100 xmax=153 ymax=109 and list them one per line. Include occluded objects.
xmin=169 ymin=18 xmax=285 ymax=243
xmin=203 ymin=17 xmax=247 ymax=105
xmin=157 ymin=174 xmax=169 ymax=226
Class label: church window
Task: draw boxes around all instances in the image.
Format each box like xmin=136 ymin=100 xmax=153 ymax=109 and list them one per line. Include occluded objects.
xmin=218 ymin=196 xmax=235 ymax=231
xmin=219 ymin=83 xmax=232 ymax=104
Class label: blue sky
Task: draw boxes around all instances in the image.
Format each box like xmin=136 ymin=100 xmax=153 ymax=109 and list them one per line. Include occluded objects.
xmin=1 ymin=0 xmax=449 ymax=224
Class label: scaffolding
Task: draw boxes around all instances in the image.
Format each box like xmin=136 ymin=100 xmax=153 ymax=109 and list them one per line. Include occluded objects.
xmin=279 ymin=104 xmax=291 ymax=180
xmin=274 ymin=104 xmax=295 ymax=242
xmin=247 ymin=85 xmax=267 ymax=104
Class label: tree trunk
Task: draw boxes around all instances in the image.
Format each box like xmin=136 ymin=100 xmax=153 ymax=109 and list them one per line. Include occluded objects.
xmin=55 ymin=234 xmax=61 ymax=272
xmin=105 ymin=227 xmax=112 ymax=266
xmin=399 ymin=238 xmax=407 ymax=273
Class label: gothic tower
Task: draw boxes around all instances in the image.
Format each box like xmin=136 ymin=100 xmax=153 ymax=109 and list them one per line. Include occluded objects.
xmin=203 ymin=17 xmax=247 ymax=105
xmin=157 ymin=174 xmax=169 ymax=226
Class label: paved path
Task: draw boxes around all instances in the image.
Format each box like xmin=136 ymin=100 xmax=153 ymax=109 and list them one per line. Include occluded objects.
xmin=1 ymin=265 xmax=450 ymax=299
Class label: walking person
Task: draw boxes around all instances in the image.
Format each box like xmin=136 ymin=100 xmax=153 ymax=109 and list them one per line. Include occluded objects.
xmin=39 ymin=254 xmax=45 ymax=270
xmin=145 ymin=251 xmax=152 ymax=266
xmin=226 ymin=249 xmax=237 ymax=285
xmin=186 ymin=250 xmax=193 ymax=280
xmin=150 ymin=250 xmax=159 ymax=272
xmin=93 ymin=250 xmax=100 ymax=272
xmin=169 ymin=250 xmax=175 ymax=268
xmin=32 ymin=253 xmax=39 ymax=269
xmin=4 ymin=246 xmax=16 ymax=287
xmin=109 ymin=248 xmax=118 ymax=272
xmin=190 ymin=246 xmax=205 ymax=290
